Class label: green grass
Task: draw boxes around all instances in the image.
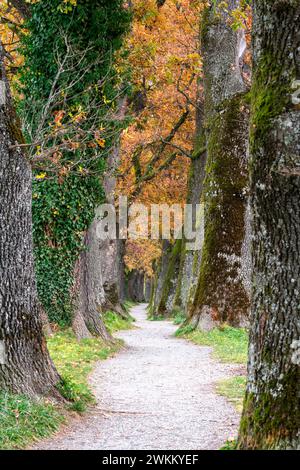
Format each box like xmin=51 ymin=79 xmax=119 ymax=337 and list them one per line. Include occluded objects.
xmin=0 ymin=312 xmax=132 ymax=450
xmin=0 ymin=392 xmax=64 ymax=450
xmin=216 ymin=376 xmax=246 ymax=413
xmin=148 ymin=314 xmax=165 ymax=321
xmin=48 ymin=329 xmax=119 ymax=410
xmin=103 ymin=310 xmax=134 ymax=334
xmin=172 ymin=310 xmax=186 ymax=325
xmin=220 ymin=439 xmax=238 ymax=450
xmin=176 ymin=325 xmax=248 ymax=364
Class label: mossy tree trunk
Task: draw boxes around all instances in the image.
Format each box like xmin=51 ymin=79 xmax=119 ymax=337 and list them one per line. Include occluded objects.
xmin=174 ymin=83 xmax=207 ymax=315
xmin=238 ymin=0 xmax=300 ymax=450
xmin=0 ymin=44 xmax=61 ymax=399
xmin=188 ymin=0 xmax=250 ymax=329
xmin=149 ymin=240 xmax=171 ymax=316
xmin=156 ymin=239 xmax=182 ymax=317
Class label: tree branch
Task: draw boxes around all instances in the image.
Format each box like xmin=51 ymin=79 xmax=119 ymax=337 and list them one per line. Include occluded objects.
xmin=8 ymin=0 xmax=31 ymax=19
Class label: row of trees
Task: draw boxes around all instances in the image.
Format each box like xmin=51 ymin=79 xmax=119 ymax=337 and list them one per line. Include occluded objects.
xmin=0 ymin=0 xmax=299 ymax=450
xmin=149 ymin=0 xmax=300 ymax=450
xmin=0 ymin=0 xmax=130 ymax=396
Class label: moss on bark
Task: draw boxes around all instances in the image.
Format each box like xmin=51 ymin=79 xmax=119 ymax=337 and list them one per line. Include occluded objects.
xmin=192 ymin=94 xmax=250 ymax=325
xmin=238 ymin=366 xmax=299 ymax=449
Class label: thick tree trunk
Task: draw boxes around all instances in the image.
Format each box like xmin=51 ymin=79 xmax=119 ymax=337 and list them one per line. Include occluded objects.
xmin=157 ymin=239 xmax=182 ymax=317
xmin=149 ymin=239 xmax=183 ymax=317
xmin=174 ymin=88 xmax=207 ymax=315
xmin=128 ymin=270 xmax=145 ymax=302
xmin=188 ymin=0 xmax=250 ymax=329
xmin=144 ymin=276 xmax=152 ymax=303
xmin=238 ymin=0 xmax=300 ymax=450
xmin=72 ymin=219 xmax=111 ymax=342
xmin=0 ymin=46 xmax=61 ymax=399
xmin=99 ymin=184 xmax=127 ymax=317
xmin=97 ymin=98 xmax=128 ymax=318
xmin=74 ymin=99 xmax=128 ymax=336
xmin=40 ymin=303 xmax=53 ymax=337
xmin=149 ymin=240 xmax=171 ymax=316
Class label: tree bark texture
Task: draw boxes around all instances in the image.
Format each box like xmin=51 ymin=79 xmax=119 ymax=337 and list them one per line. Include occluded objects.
xmin=150 ymin=240 xmax=182 ymax=317
xmin=238 ymin=0 xmax=300 ymax=450
xmin=72 ymin=219 xmax=111 ymax=342
xmin=0 ymin=45 xmax=61 ymax=398
xmin=188 ymin=0 xmax=251 ymax=329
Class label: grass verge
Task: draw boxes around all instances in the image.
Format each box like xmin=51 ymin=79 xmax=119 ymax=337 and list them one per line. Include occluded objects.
xmin=103 ymin=310 xmax=134 ymax=334
xmin=48 ymin=329 xmax=120 ymax=411
xmin=172 ymin=309 xmax=186 ymax=326
xmin=176 ymin=322 xmax=248 ymax=450
xmin=0 ymin=309 xmax=133 ymax=450
xmin=0 ymin=392 xmax=64 ymax=450
xmin=216 ymin=376 xmax=246 ymax=413
xmin=176 ymin=324 xmax=248 ymax=364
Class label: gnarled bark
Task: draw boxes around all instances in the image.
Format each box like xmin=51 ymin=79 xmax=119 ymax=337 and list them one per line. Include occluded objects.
xmin=188 ymin=0 xmax=251 ymax=329
xmin=238 ymin=0 xmax=300 ymax=450
xmin=0 ymin=45 xmax=61 ymax=399
xmin=72 ymin=219 xmax=111 ymax=342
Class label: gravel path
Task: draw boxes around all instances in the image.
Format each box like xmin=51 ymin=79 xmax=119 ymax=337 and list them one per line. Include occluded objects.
xmin=35 ymin=304 xmax=241 ymax=450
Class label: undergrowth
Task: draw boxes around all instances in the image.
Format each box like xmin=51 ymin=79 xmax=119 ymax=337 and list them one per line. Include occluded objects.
xmin=0 ymin=309 xmax=133 ymax=450
xmin=103 ymin=309 xmax=134 ymax=334
xmin=0 ymin=392 xmax=64 ymax=450
xmin=176 ymin=324 xmax=248 ymax=364
xmin=48 ymin=329 xmax=119 ymax=412
xmin=216 ymin=376 xmax=246 ymax=413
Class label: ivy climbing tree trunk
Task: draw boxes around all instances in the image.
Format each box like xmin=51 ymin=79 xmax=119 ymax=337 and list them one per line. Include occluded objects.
xmin=0 ymin=45 xmax=61 ymax=398
xmin=238 ymin=0 xmax=300 ymax=450
xmin=188 ymin=0 xmax=251 ymax=329
xmin=73 ymin=98 xmax=128 ymax=338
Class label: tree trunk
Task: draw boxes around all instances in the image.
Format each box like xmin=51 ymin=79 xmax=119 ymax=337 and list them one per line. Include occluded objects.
xmin=72 ymin=219 xmax=111 ymax=342
xmin=96 ymin=98 xmax=128 ymax=318
xmin=40 ymin=303 xmax=53 ymax=337
xmin=0 ymin=45 xmax=61 ymax=399
xmin=156 ymin=239 xmax=182 ymax=317
xmin=188 ymin=0 xmax=250 ymax=329
xmin=128 ymin=270 xmax=145 ymax=302
xmin=149 ymin=240 xmax=171 ymax=317
xmin=173 ymin=82 xmax=207 ymax=315
xmin=144 ymin=276 xmax=152 ymax=303
xmin=238 ymin=0 xmax=300 ymax=450
xmin=73 ymin=99 xmax=128 ymax=336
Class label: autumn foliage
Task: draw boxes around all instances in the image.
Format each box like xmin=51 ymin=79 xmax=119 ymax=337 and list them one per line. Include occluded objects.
xmin=118 ymin=0 xmax=202 ymax=274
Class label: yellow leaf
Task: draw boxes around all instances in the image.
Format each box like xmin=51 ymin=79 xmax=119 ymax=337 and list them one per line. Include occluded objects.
xmin=96 ymin=138 xmax=106 ymax=148
xmin=36 ymin=173 xmax=47 ymax=180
